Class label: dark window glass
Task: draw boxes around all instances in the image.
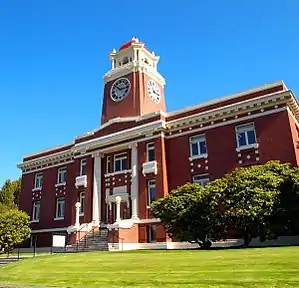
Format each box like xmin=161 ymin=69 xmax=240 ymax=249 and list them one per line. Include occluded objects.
xmin=191 ymin=143 xmax=199 ymax=156
xmin=247 ymin=130 xmax=256 ymax=145
xmin=238 ymin=132 xmax=247 ymax=146
xmin=199 ymin=141 xmax=207 ymax=154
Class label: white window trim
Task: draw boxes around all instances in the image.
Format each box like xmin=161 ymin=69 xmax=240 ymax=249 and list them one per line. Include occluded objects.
xmin=147 ymin=180 xmax=156 ymax=208
xmin=189 ymin=134 xmax=208 ymax=159
xmin=34 ymin=173 xmax=43 ymax=190
xmin=106 ymin=156 xmax=111 ymax=174
xmin=57 ymin=167 xmax=67 ymax=185
xmin=32 ymin=201 xmax=41 ymax=222
xmin=104 ymin=169 xmax=132 ymax=177
xmin=114 ymin=153 xmax=128 ymax=172
xmin=55 ymin=197 xmax=65 ymax=220
xmin=192 ymin=174 xmax=210 ymax=187
xmin=79 ymin=192 xmax=85 ymax=216
xmin=146 ymin=142 xmax=155 ymax=162
xmin=80 ymin=159 xmax=87 ymax=176
xmin=235 ymin=123 xmax=258 ymax=151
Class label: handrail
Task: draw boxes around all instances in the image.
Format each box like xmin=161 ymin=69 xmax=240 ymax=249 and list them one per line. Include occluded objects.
xmin=110 ymin=228 xmax=125 ymax=251
xmin=75 ymin=223 xmax=105 ymax=252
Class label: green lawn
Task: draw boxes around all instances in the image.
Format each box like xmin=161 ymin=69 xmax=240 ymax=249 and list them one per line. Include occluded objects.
xmin=0 ymin=247 xmax=299 ymax=287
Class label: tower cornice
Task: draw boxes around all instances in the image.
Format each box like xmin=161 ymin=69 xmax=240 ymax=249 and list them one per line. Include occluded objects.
xmin=103 ymin=61 xmax=165 ymax=86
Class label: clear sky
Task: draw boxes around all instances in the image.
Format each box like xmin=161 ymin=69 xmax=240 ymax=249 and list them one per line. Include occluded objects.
xmin=0 ymin=0 xmax=299 ymax=186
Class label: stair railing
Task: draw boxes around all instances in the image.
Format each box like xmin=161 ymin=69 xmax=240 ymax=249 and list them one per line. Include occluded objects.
xmin=110 ymin=228 xmax=125 ymax=251
xmin=75 ymin=223 xmax=105 ymax=252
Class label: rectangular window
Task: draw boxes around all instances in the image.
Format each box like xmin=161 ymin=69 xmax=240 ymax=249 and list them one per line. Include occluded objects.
xmin=147 ymin=224 xmax=156 ymax=243
xmin=106 ymin=156 xmax=112 ymax=173
xmin=236 ymin=123 xmax=257 ymax=148
xmin=190 ymin=135 xmax=207 ymax=157
xmin=32 ymin=201 xmax=41 ymax=221
xmin=55 ymin=197 xmax=65 ymax=219
xmin=146 ymin=143 xmax=155 ymax=162
xmin=148 ymin=180 xmax=157 ymax=205
xmin=80 ymin=159 xmax=86 ymax=176
xmin=79 ymin=192 xmax=85 ymax=215
xmin=192 ymin=174 xmax=210 ymax=187
xmin=114 ymin=153 xmax=127 ymax=172
xmin=34 ymin=173 xmax=43 ymax=189
xmin=57 ymin=167 xmax=67 ymax=184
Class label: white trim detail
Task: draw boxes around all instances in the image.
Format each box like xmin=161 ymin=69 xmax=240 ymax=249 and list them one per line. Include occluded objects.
xmin=166 ymin=90 xmax=291 ymax=129
xmin=166 ymin=106 xmax=287 ymax=139
xmin=166 ymin=81 xmax=286 ymax=118
xmin=131 ymin=143 xmax=139 ymax=219
xmin=92 ymin=156 xmax=101 ymax=225
xmin=21 ymin=160 xmax=74 ymax=175
xmin=31 ymin=227 xmax=69 ymax=233
xmin=104 ymin=169 xmax=132 ymax=178
xmin=74 ymin=120 xmax=165 ymax=153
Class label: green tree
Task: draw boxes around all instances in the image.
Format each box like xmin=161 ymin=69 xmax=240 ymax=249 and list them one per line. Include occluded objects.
xmin=207 ymin=161 xmax=287 ymax=246
xmin=152 ymin=183 xmax=224 ymax=248
xmin=266 ymin=162 xmax=299 ymax=236
xmin=0 ymin=177 xmax=21 ymax=207
xmin=0 ymin=208 xmax=31 ymax=253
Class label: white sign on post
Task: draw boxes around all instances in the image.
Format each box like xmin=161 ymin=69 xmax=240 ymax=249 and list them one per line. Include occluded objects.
xmin=52 ymin=235 xmax=66 ymax=247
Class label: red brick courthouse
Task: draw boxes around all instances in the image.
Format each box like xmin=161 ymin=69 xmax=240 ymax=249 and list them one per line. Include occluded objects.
xmin=18 ymin=38 xmax=299 ymax=250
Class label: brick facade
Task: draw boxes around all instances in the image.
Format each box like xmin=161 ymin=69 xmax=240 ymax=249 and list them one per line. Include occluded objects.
xmin=18 ymin=39 xmax=299 ymax=248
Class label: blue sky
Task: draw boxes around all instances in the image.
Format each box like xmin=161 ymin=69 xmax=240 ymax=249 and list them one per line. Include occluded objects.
xmin=0 ymin=0 xmax=299 ymax=186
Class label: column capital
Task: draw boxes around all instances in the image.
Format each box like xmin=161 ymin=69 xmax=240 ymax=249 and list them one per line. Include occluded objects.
xmin=128 ymin=142 xmax=138 ymax=149
xmin=91 ymin=151 xmax=103 ymax=158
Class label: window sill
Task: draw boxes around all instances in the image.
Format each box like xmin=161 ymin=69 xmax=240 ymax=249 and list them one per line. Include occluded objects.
xmin=79 ymin=213 xmax=84 ymax=216
xmin=55 ymin=182 xmax=66 ymax=187
xmin=189 ymin=153 xmax=208 ymax=161
xmin=236 ymin=143 xmax=259 ymax=152
xmin=32 ymin=187 xmax=42 ymax=192
xmin=104 ymin=169 xmax=132 ymax=177
xmin=54 ymin=217 xmax=64 ymax=221
xmin=30 ymin=220 xmax=40 ymax=223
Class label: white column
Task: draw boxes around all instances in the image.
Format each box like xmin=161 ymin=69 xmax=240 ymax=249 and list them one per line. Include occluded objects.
xmin=75 ymin=202 xmax=81 ymax=227
xmin=92 ymin=155 xmax=102 ymax=226
xmin=115 ymin=196 xmax=121 ymax=223
xmin=131 ymin=143 xmax=139 ymax=219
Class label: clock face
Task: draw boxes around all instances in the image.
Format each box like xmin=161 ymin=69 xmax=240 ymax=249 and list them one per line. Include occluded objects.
xmin=110 ymin=78 xmax=131 ymax=102
xmin=147 ymin=79 xmax=161 ymax=104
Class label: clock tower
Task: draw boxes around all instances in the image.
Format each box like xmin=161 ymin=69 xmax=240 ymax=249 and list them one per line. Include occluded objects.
xmin=101 ymin=38 xmax=166 ymax=124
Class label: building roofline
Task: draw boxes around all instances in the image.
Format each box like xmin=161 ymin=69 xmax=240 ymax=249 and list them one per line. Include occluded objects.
xmin=165 ymin=80 xmax=286 ymax=117
xmin=23 ymin=141 xmax=74 ymax=160
xmin=20 ymin=80 xmax=291 ymax=164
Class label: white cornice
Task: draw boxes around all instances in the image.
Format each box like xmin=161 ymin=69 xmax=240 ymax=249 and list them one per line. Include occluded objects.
xmin=73 ymin=120 xmax=166 ymax=153
xmin=103 ymin=61 xmax=165 ymax=85
xmin=166 ymin=80 xmax=286 ymax=118
xmin=18 ymin=149 xmax=73 ymax=170
xmin=166 ymin=106 xmax=287 ymax=139
xmin=23 ymin=141 xmax=74 ymax=159
xmin=166 ymin=90 xmax=292 ymax=130
xmin=76 ymin=111 xmax=164 ymax=141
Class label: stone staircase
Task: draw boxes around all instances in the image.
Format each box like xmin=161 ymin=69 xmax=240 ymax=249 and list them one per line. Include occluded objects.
xmin=0 ymin=257 xmax=22 ymax=267
xmin=67 ymin=228 xmax=109 ymax=252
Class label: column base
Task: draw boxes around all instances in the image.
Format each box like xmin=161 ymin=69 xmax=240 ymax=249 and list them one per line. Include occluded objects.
xmin=92 ymin=219 xmax=99 ymax=227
